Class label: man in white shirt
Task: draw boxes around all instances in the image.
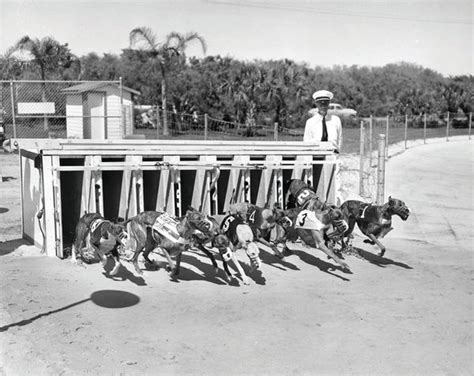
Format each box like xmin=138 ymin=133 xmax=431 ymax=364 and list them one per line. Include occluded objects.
xmin=304 ymin=90 xmax=342 ymax=152
xmin=303 ymin=89 xmax=343 ymax=205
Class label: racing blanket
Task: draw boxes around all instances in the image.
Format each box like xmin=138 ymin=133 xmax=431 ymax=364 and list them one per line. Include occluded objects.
xmin=152 ymin=212 xmax=188 ymax=244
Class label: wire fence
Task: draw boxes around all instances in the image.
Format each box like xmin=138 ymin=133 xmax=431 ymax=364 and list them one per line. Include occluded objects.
xmin=0 ymin=79 xmax=131 ymax=139
xmin=131 ymin=105 xmax=304 ymax=141
xmin=355 ymin=113 xmax=472 ymax=202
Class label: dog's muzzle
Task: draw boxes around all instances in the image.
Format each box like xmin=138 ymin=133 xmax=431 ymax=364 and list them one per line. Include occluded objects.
xmin=278 ymin=216 xmax=293 ymax=230
xmin=333 ymin=219 xmax=349 ymax=235
xmin=196 ymin=218 xmax=213 ymax=233
xmin=396 ymin=207 xmax=410 ymax=221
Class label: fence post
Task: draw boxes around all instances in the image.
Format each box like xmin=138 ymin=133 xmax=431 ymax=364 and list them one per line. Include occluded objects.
xmin=376 ymin=134 xmax=386 ymax=205
xmin=446 ymin=111 xmax=450 ymax=141
xmin=273 ymin=122 xmax=278 ymax=141
xmin=385 ymin=115 xmax=389 ymax=159
xmin=423 ymin=113 xmax=427 ymax=144
xmin=9 ymin=81 xmax=17 ymax=139
xmin=204 ymin=113 xmax=208 ymax=140
xmin=119 ymin=77 xmax=124 ymax=137
xmin=359 ymin=121 xmax=365 ymax=197
xmin=468 ymin=112 xmax=472 ymax=140
xmin=369 ymin=115 xmax=373 ymax=166
xmin=404 ymin=114 xmax=408 ymax=149
xmin=155 ymin=106 xmax=161 ymax=140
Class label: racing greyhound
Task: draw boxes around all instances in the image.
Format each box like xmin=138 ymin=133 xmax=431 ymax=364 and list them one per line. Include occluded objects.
xmin=274 ymin=206 xmax=351 ymax=271
xmin=125 ymin=208 xmax=212 ymax=277
xmin=228 ymin=202 xmax=284 ymax=258
xmin=71 ymin=212 xmax=130 ymax=275
xmin=190 ymin=215 xmax=251 ymax=285
xmin=340 ymin=197 xmax=410 ymax=256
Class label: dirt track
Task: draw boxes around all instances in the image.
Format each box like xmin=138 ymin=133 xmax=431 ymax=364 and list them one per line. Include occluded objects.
xmin=0 ymin=139 xmax=472 ymax=375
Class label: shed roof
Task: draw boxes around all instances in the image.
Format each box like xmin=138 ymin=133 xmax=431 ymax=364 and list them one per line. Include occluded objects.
xmin=62 ymin=82 xmax=140 ymax=95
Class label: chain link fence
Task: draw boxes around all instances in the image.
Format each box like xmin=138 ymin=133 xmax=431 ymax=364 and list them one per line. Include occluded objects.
xmin=0 ymin=80 xmax=129 ymax=139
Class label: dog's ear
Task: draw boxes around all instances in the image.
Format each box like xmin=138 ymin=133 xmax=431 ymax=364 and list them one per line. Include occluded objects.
xmin=388 ymin=196 xmax=394 ymax=206
xmin=187 ymin=206 xmax=197 ymax=212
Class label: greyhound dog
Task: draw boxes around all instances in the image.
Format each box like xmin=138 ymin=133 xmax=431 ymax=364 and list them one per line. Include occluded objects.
xmin=228 ymin=202 xmax=284 ymax=258
xmin=125 ymin=208 xmax=211 ymax=277
xmin=189 ymin=215 xmax=251 ymax=284
xmin=340 ymin=197 xmax=410 ymax=256
xmin=274 ymin=206 xmax=351 ymax=271
xmin=220 ymin=213 xmax=263 ymax=282
xmin=71 ymin=212 xmax=130 ymax=275
xmin=285 ymin=179 xmax=330 ymax=211
xmin=284 ymin=179 xmax=349 ymax=250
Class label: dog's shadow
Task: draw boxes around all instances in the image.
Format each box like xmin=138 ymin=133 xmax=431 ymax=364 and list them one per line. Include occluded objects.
xmin=350 ymin=247 xmax=413 ymax=269
xmin=290 ymin=248 xmax=351 ymax=281
xmin=259 ymin=249 xmax=300 ymax=272
xmin=102 ymin=260 xmax=147 ymax=286
xmin=239 ymin=263 xmax=266 ymax=285
xmin=167 ymin=253 xmax=232 ymax=286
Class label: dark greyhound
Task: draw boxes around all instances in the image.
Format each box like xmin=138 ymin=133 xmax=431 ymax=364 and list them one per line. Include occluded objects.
xmin=71 ymin=212 xmax=130 ymax=275
xmin=189 ymin=215 xmax=250 ymax=284
xmin=340 ymin=197 xmax=410 ymax=256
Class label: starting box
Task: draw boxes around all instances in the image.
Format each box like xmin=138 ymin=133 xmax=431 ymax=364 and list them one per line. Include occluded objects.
xmin=13 ymin=139 xmax=338 ymax=257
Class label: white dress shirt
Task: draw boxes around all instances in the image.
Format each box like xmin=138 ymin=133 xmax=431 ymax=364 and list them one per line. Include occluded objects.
xmin=303 ymin=112 xmax=342 ymax=151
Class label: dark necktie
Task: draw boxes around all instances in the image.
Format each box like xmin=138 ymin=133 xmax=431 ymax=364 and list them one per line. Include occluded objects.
xmin=321 ymin=115 xmax=328 ymax=141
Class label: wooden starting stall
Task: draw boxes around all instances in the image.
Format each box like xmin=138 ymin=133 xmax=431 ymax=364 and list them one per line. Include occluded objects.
xmin=13 ymin=139 xmax=339 ymax=257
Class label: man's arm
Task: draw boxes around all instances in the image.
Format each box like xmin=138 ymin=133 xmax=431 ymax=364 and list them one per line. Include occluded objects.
xmin=303 ymin=118 xmax=314 ymax=142
xmin=337 ymin=116 xmax=343 ymax=151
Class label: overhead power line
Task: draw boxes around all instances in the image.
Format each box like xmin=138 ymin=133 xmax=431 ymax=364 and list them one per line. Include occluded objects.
xmin=208 ymin=0 xmax=472 ymax=25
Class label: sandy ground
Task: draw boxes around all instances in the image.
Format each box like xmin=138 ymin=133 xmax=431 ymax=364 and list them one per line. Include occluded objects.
xmin=0 ymin=138 xmax=472 ymax=375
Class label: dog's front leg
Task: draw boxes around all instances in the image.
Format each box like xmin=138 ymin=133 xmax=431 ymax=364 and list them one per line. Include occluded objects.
xmin=172 ymin=251 xmax=183 ymax=277
xmin=109 ymin=244 xmax=123 ymax=276
xmin=378 ymin=226 xmax=393 ymax=239
xmin=160 ymin=247 xmax=176 ymax=274
xmin=368 ymin=234 xmax=387 ymax=257
xmin=91 ymin=242 xmax=108 ymax=268
xmin=217 ymin=246 xmax=236 ymax=283
xmin=198 ymin=244 xmax=219 ymax=274
xmin=257 ymin=238 xmax=284 ymax=259
xmin=229 ymin=252 xmax=251 ymax=285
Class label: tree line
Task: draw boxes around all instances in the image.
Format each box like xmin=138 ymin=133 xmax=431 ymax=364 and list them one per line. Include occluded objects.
xmin=0 ymin=31 xmax=472 ymax=130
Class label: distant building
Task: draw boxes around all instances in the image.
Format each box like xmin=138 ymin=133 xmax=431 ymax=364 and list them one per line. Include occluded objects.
xmin=62 ymin=82 xmax=140 ymax=139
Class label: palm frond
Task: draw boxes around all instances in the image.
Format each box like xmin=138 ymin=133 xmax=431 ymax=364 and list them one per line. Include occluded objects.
xmin=129 ymin=27 xmax=159 ymax=50
xmin=165 ymin=31 xmax=207 ymax=55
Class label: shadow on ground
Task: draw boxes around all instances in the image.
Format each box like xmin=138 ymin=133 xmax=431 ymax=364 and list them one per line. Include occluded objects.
xmin=0 ymin=290 xmax=140 ymax=332
xmin=0 ymin=238 xmax=31 ymax=256
xmin=350 ymin=247 xmax=413 ymax=269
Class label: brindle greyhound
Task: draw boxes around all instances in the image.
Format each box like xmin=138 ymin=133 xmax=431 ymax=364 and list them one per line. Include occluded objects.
xmin=126 ymin=208 xmax=211 ymax=277
xmin=71 ymin=213 xmax=129 ymax=275
xmin=340 ymin=197 xmax=410 ymax=256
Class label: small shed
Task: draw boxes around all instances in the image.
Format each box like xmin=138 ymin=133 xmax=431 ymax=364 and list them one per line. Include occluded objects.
xmin=62 ymin=82 xmax=140 ymax=139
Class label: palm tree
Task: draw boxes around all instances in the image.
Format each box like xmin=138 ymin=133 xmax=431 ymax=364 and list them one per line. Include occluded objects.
xmin=10 ymin=36 xmax=78 ymax=130
xmin=129 ymin=27 xmax=206 ymax=135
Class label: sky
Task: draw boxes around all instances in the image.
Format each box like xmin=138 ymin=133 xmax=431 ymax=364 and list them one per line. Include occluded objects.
xmin=1 ymin=0 xmax=472 ymax=77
